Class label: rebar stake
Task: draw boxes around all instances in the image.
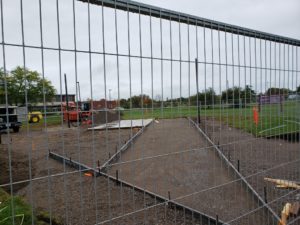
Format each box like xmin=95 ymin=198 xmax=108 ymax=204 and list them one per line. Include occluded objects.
xmin=264 ymin=186 xmax=268 ymax=203
xmin=97 ymin=160 xmax=101 ymax=174
xmin=116 ymin=170 xmax=119 ymax=185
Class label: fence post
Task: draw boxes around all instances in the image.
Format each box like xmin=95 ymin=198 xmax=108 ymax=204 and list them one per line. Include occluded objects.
xmin=195 ymin=58 xmax=200 ymax=124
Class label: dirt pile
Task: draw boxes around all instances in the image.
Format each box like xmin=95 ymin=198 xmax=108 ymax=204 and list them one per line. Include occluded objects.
xmin=92 ymin=110 xmax=119 ymax=125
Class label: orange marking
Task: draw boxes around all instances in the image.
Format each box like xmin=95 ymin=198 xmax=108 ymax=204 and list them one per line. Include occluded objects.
xmin=84 ymin=172 xmax=93 ymax=177
xmin=252 ymin=107 xmax=259 ymax=126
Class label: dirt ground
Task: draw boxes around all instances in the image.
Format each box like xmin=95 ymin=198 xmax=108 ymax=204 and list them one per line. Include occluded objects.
xmin=108 ymin=118 xmax=273 ymax=224
xmin=0 ymin=143 xmax=35 ymax=192
xmin=0 ymin=125 xmax=201 ymax=225
xmin=1 ymin=116 xmax=299 ymax=225
xmin=198 ymin=117 xmax=300 ymax=224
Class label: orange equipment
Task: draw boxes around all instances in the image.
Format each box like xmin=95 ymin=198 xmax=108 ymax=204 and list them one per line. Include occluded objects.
xmin=62 ymin=101 xmax=92 ymax=126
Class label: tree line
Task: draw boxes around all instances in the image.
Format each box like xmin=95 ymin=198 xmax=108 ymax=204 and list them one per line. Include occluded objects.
xmin=0 ymin=66 xmax=299 ymax=108
xmin=119 ymin=85 xmax=300 ymax=109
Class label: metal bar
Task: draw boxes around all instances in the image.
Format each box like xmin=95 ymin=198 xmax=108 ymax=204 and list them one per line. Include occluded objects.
xmin=187 ymin=117 xmax=281 ymax=223
xmin=77 ymin=0 xmax=300 ymax=46
xmin=195 ymin=58 xmax=200 ymax=124
xmin=0 ymin=0 xmax=15 ymax=223
xmin=99 ymin=119 xmax=154 ymax=172
xmin=1 ymin=42 xmax=299 ymax=73
xmin=125 ymin=2 xmax=137 ymax=223
xmin=49 ymin=151 xmax=225 ymax=225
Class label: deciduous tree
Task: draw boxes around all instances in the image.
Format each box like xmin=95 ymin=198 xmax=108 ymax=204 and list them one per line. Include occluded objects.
xmin=0 ymin=66 xmax=56 ymax=106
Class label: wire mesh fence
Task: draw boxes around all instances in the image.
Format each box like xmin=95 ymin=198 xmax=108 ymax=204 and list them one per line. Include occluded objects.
xmin=0 ymin=0 xmax=299 ymax=225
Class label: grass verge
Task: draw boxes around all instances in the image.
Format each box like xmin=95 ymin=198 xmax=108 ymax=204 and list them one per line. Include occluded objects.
xmin=0 ymin=188 xmax=62 ymax=225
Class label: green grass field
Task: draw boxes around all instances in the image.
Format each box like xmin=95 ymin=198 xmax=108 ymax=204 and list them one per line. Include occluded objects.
xmin=26 ymin=114 xmax=62 ymax=130
xmin=121 ymin=100 xmax=300 ymax=137
xmin=24 ymin=101 xmax=299 ymax=138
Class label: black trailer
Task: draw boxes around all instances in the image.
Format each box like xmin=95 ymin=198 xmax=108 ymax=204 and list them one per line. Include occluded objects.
xmin=0 ymin=106 xmax=22 ymax=133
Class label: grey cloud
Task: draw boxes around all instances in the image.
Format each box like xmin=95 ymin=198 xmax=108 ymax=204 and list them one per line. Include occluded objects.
xmin=0 ymin=0 xmax=299 ymax=102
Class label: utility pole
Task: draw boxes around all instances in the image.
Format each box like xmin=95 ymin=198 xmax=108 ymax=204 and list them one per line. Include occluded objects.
xmin=109 ymin=89 xmax=112 ymax=101
xmin=77 ymin=81 xmax=82 ymax=111
xmin=77 ymin=81 xmax=81 ymax=103
xmin=109 ymin=89 xmax=112 ymax=109
xmin=195 ymin=58 xmax=200 ymax=124
xmin=64 ymin=74 xmax=70 ymax=128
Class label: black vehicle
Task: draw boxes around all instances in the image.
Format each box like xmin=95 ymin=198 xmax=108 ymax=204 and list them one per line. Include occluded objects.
xmin=0 ymin=106 xmax=22 ymax=133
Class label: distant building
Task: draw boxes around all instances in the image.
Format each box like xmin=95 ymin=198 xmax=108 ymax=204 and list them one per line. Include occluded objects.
xmin=21 ymin=96 xmax=118 ymax=112
xmin=288 ymin=94 xmax=300 ymax=100
xmin=257 ymin=95 xmax=284 ymax=104
xmin=23 ymin=94 xmax=76 ymax=112
xmin=91 ymin=99 xmax=118 ymax=110
xmin=53 ymin=94 xmax=76 ymax=102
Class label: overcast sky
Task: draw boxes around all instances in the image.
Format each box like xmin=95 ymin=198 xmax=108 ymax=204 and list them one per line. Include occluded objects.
xmin=137 ymin=0 xmax=300 ymax=39
xmin=0 ymin=0 xmax=299 ymax=102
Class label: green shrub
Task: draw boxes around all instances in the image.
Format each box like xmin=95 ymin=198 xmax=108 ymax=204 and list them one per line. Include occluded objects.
xmin=0 ymin=188 xmax=35 ymax=225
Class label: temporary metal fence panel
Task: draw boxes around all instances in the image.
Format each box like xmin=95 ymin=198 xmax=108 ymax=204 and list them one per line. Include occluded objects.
xmin=0 ymin=0 xmax=299 ymax=225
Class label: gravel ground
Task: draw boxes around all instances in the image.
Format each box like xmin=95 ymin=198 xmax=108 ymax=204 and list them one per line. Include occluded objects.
xmin=198 ymin=117 xmax=300 ymax=225
xmin=0 ymin=125 xmax=200 ymax=225
xmin=109 ymin=118 xmax=271 ymax=224
xmin=1 ymin=117 xmax=299 ymax=225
